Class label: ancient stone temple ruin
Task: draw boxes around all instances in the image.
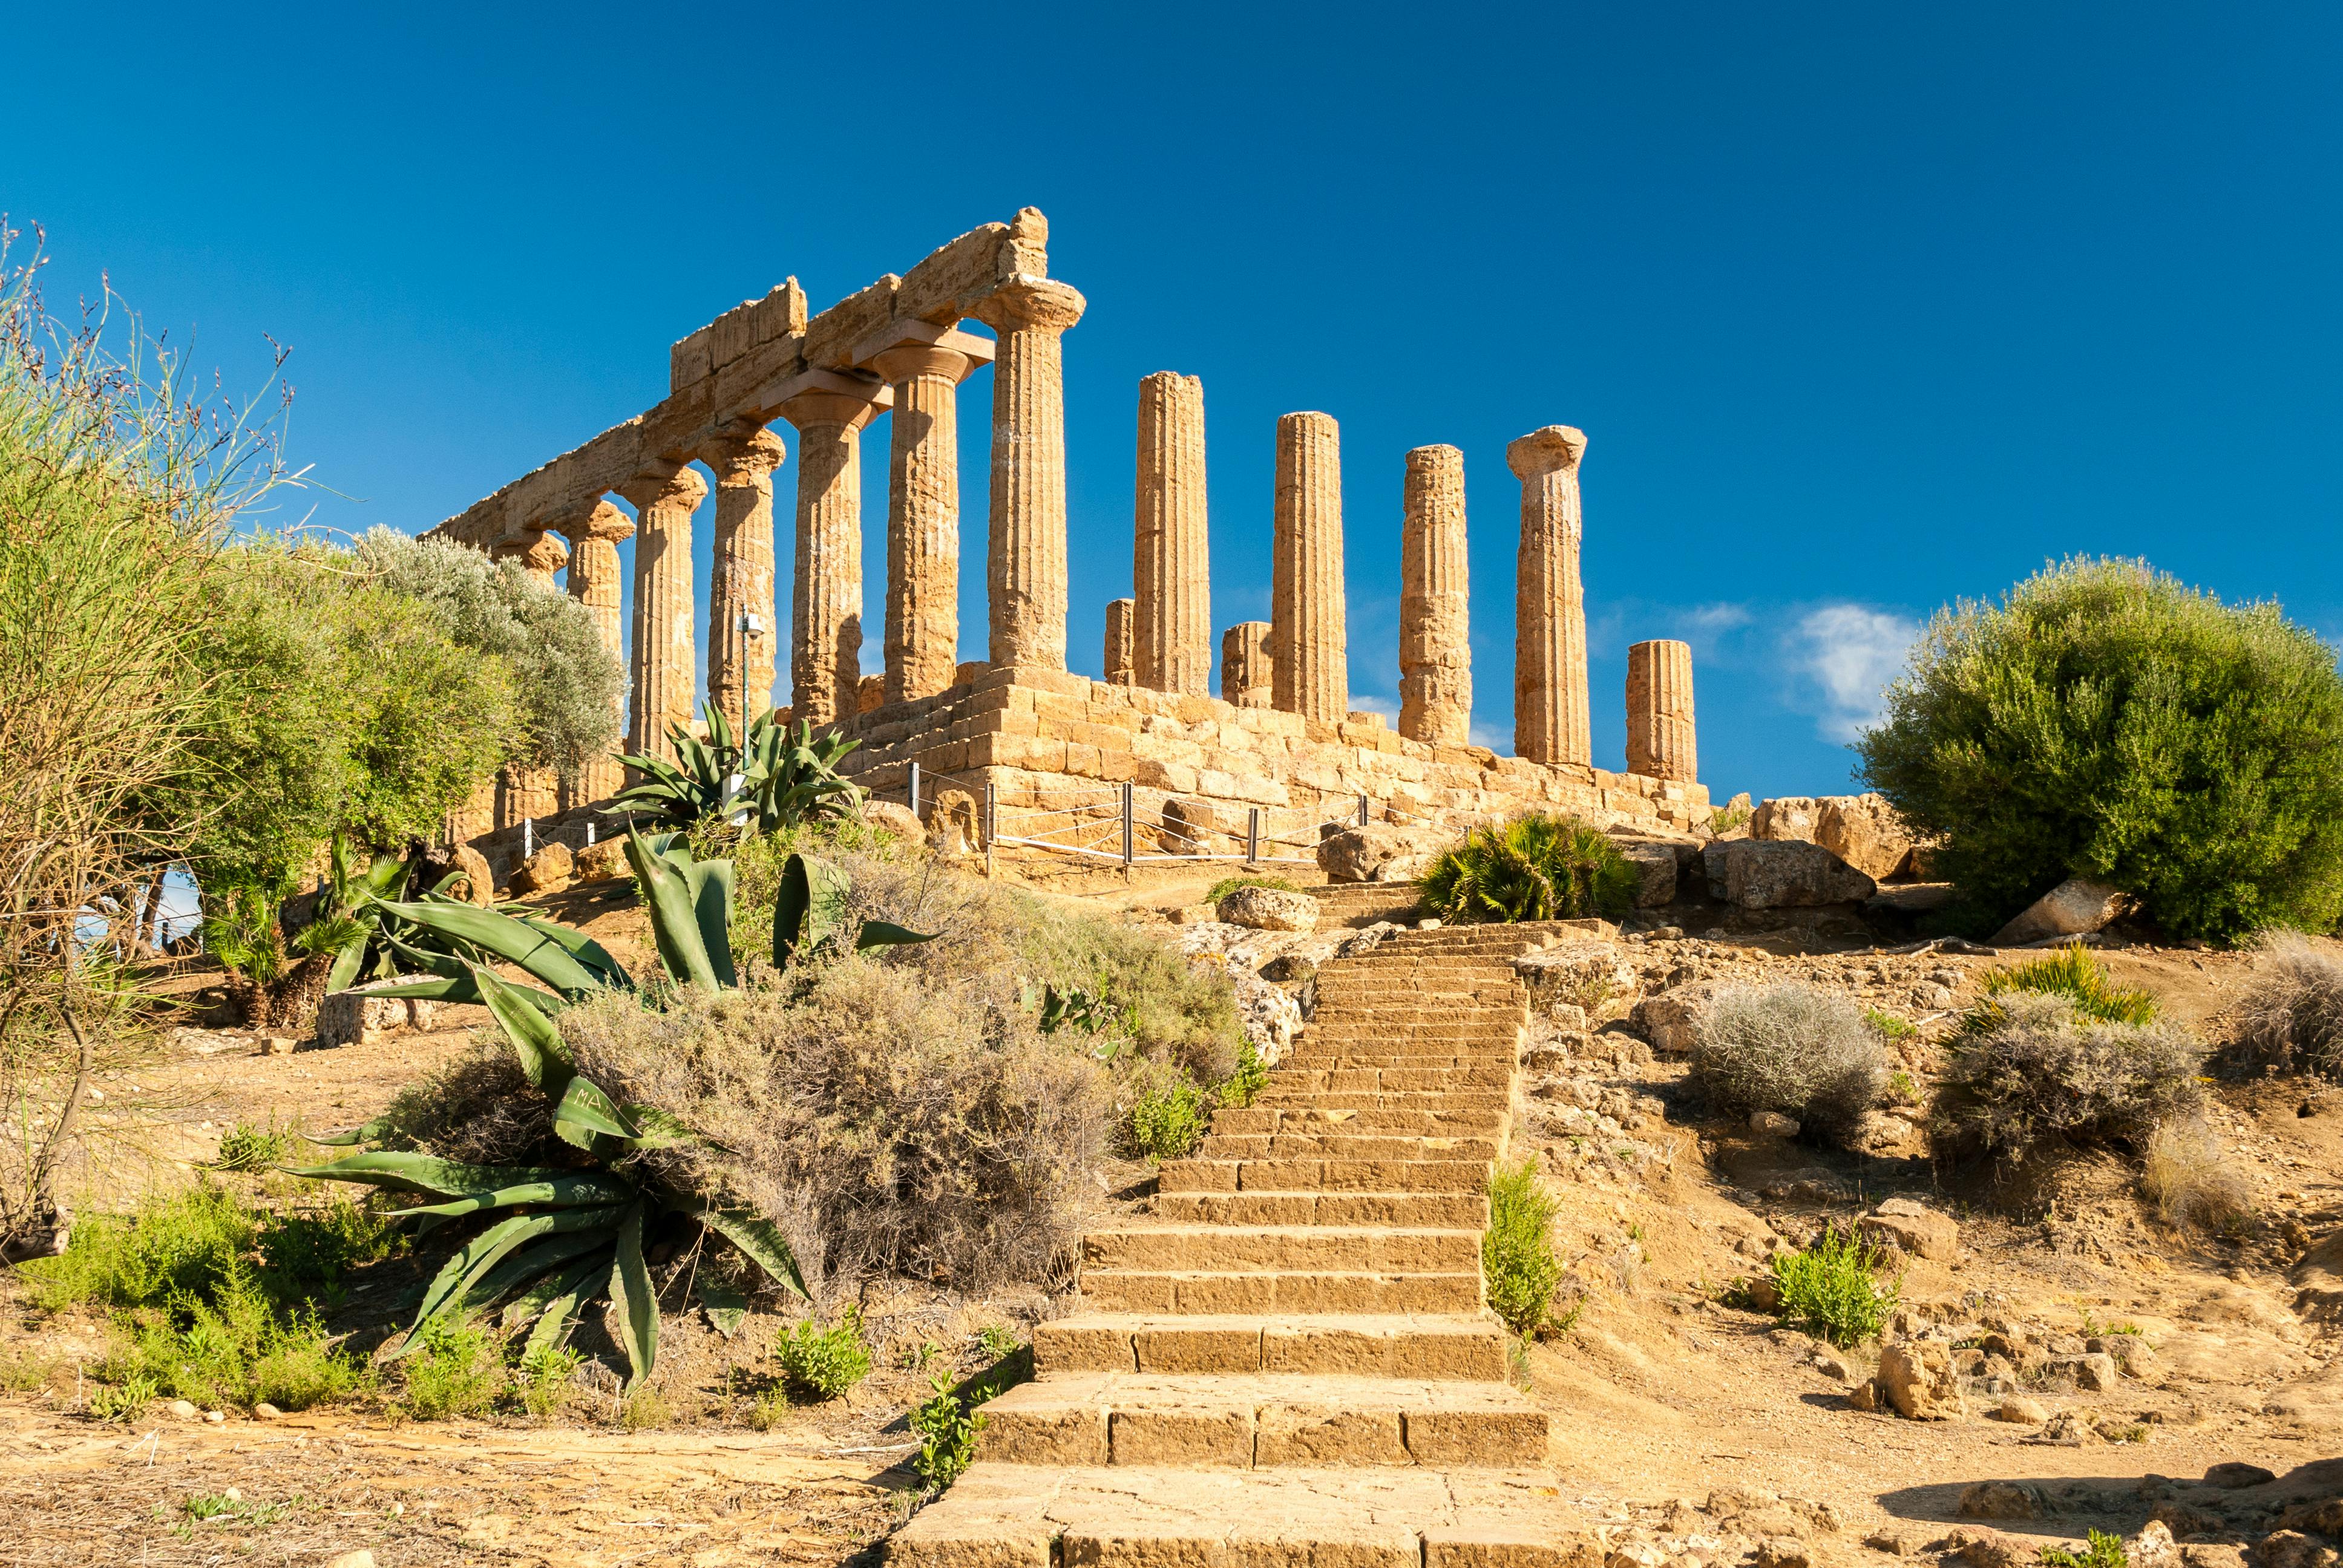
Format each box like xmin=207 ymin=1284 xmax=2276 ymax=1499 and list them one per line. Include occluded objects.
xmin=426 ymin=209 xmax=1709 ymax=867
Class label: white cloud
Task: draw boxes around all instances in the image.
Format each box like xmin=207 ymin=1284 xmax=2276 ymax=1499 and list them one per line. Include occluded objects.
xmin=1791 ymin=604 xmax=1920 ymax=744
xmin=1469 ymin=720 xmax=1512 ymax=753
xmin=1685 ymin=602 xmax=1754 ymax=634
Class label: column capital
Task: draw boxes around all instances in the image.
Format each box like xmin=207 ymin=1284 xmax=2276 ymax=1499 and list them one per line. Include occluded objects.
xmin=518 ymin=531 xmax=570 ymax=577
xmin=853 ymin=318 xmax=995 ymax=384
xmin=1506 ymin=425 xmax=1588 ymax=479
xmin=617 ymin=460 xmax=707 ymax=515
xmin=764 ymin=368 xmax=892 ymax=435
xmin=549 ymin=497 xmax=635 ymax=545
xmin=698 ymin=422 xmax=787 ymax=482
xmin=970 ymin=275 xmax=1086 ymax=336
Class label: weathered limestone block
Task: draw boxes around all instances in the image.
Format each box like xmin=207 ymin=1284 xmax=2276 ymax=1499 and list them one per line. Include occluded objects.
xmin=1270 ymin=411 xmax=1347 ymax=722
xmin=774 ymin=374 xmax=888 ymax=725
xmin=618 ymin=462 xmax=709 ymax=759
xmin=701 ymin=425 xmax=787 ymax=727
xmin=314 ymin=982 xmax=439 ymax=1050
xmin=1702 ymin=839 xmax=1878 ymax=908
xmin=1877 ymin=1341 xmax=1965 ymax=1420
xmin=1160 ymin=796 xmax=1242 ymax=856
xmin=1815 ymin=793 xmax=1914 ymax=880
xmin=511 ymin=840 xmax=574 ymax=895
xmin=1626 ymin=638 xmax=1696 ymax=782
xmin=1991 ymin=878 xmax=2129 ymax=946
xmin=1398 ymin=443 xmax=1471 ymax=745
xmin=930 ymin=788 xmax=981 ymax=857
xmin=862 ymin=800 xmax=923 ymax=841
xmin=509 ymin=530 xmax=568 ymax=588
xmin=1133 ymin=371 xmax=1212 ymax=695
xmin=574 ymin=838 xmax=628 ymax=884
xmin=972 ymin=277 xmax=1086 ymax=671
xmin=1617 ymin=840 xmax=1680 ymax=906
xmin=1509 ymin=425 xmax=1591 ymax=766
xmin=1215 ymin=885 xmax=1319 ymax=933
xmin=1316 ymin=823 xmax=1443 ymax=884
xmin=1751 ymin=797 xmax=1821 ymax=843
xmin=1104 ymin=598 xmax=1135 ymax=685
xmin=1222 ymin=622 xmax=1273 ymax=708
xmin=1861 ymin=1198 xmax=1961 ymax=1260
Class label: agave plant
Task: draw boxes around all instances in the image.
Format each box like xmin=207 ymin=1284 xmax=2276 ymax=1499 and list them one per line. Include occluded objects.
xmin=612 ymin=704 xmax=864 ymax=835
xmin=1420 ymin=812 xmax=1640 ymax=924
xmin=296 ymin=830 xmax=930 ymax=1386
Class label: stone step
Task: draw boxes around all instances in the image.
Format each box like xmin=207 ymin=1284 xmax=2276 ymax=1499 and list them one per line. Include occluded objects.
xmin=1194 ymin=1132 xmax=1501 ymax=1162
xmin=1158 ymin=1157 xmax=1493 ymax=1194
xmin=1210 ymin=1106 xmax=1507 ymax=1137
xmin=1083 ymin=1224 xmax=1479 ymax=1275
xmin=976 ymin=1372 xmax=1550 ymax=1469
xmin=1078 ymin=1267 xmax=1483 ymax=1315
xmin=1155 ymin=1190 xmax=1489 ymax=1229
xmin=1034 ymin=1312 xmax=1512 ymax=1379
xmin=888 ymin=1463 xmax=1601 ymax=1568
xmin=1279 ymin=1054 xmax=1516 ymax=1072
xmin=1267 ymin=1066 xmax=1512 ymax=1093
xmin=1248 ymin=1089 xmax=1510 ymax=1114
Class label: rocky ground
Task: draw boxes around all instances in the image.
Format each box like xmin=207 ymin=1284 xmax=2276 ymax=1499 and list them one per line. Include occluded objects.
xmin=4 ymin=865 xmax=2339 ymax=1567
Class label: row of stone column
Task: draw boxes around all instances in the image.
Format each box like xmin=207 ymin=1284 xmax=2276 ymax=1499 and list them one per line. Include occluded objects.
xmin=1100 ymin=389 xmax=1697 ymax=782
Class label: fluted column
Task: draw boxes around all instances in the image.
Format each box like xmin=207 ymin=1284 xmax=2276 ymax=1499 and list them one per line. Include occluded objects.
xmin=1398 ymin=444 xmax=1471 ymax=746
xmin=774 ymin=379 xmax=887 ymax=728
xmin=1627 ymin=639 xmax=1697 ymax=782
xmin=971 ymin=278 xmax=1087 ymax=671
xmin=618 ymin=462 xmax=709 ymax=762
xmin=555 ymin=500 xmax=634 ymax=805
xmin=701 ymin=425 xmax=787 ymax=731
xmin=1222 ymin=622 xmax=1272 ymax=709
xmin=863 ymin=331 xmax=989 ymax=704
xmin=1104 ymin=598 xmax=1135 ymax=684
xmin=1271 ymin=411 xmax=1347 ymax=722
xmin=1134 ymin=371 xmax=1211 ymax=694
xmin=1509 ymin=425 xmax=1591 ymax=767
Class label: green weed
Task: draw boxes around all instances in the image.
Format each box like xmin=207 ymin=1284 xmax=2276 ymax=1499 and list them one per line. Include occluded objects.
xmin=775 ymin=1307 xmax=872 ymax=1400
xmin=399 ymin=1318 xmax=502 ymax=1420
xmin=1219 ymin=1039 xmax=1269 ymax=1109
xmin=1483 ymin=1160 xmax=1565 ymax=1336
xmin=1126 ymin=1078 xmax=1211 ymax=1161
xmin=103 ymin=1262 xmax=369 ymax=1412
xmin=1206 ymin=873 xmax=1296 ymax=904
xmin=514 ymin=1341 xmax=580 ymax=1420
xmin=911 ymin=1371 xmax=985 ymax=1494
xmin=1864 ymin=1008 xmax=1918 ymax=1041
xmin=87 ymin=1371 xmax=157 ymax=1422
xmin=1766 ymin=1224 xmax=1901 ymax=1347
xmin=975 ymin=1322 xmax=1023 ymax=1363
xmin=619 ymin=1383 xmax=670 ymax=1431
xmin=214 ymin=1123 xmax=298 ymax=1173
xmin=1964 ymin=945 xmax=2158 ymax=1034
xmin=2041 ymin=1529 xmax=2128 ymax=1568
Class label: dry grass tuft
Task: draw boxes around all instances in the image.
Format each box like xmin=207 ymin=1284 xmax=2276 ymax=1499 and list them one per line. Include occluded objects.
xmin=2139 ymin=1117 xmax=2254 ymax=1236
xmin=2230 ymin=932 xmax=2343 ymax=1079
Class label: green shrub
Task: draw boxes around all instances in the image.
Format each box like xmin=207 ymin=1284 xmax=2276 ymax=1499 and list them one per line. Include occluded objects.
xmin=1863 ymin=1008 xmax=1918 ymax=1042
xmin=1423 ymin=813 xmax=1638 ymax=924
xmin=214 ymin=1123 xmax=298 ymax=1173
xmin=775 ymin=1307 xmax=873 ymax=1400
xmin=88 ymin=1371 xmax=159 ymax=1423
xmin=2231 ymin=932 xmax=2343 ymax=1078
xmin=1483 ymin=1160 xmax=1565 ymax=1336
xmin=1694 ymin=984 xmax=1886 ymax=1143
xmin=911 ymin=1371 xmax=986 ymax=1494
xmin=1766 ymin=1224 xmax=1899 ymax=1347
xmin=1961 ymin=945 xmax=2157 ymax=1034
xmin=1856 ymin=557 xmax=2343 ymax=944
xmin=1935 ymin=992 xmax=2204 ymax=1166
xmin=1219 ymin=1040 xmax=1269 ymax=1109
xmin=514 ymin=1341 xmax=580 ymax=1420
xmin=103 ymin=1263 xmax=367 ymax=1413
xmin=1126 ymin=1077 xmax=1211 ymax=1161
xmin=1206 ymin=873 xmax=1295 ymax=904
xmin=2042 ymin=1530 xmax=2129 ymax=1568
xmin=399 ymin=1317 xmax=502 ymax=1420
xmin=24 ymin=1183 xmax=253 ymax=1313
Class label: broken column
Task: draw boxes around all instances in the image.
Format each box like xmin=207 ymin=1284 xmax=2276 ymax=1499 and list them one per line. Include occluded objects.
xmin=517 ymin=531 xmax=569 ymax=588
xmin=1398 ymin=443 xmax=1471 ymax=746
xmin=972 ymin=277 xmax=1087 ymax=671
xmin=1222 ymin=622 xmax=1272 ymax=709
xmin=862 ymin=326 xmax=991 ymax=704
xmin=1270 ymin=411 xmax=1347 ymax=722
xmin=773 ymin=375 xmax=889 ymax=727
xmin=702 ymin=424 xmax=787 ymax=729
xmin=1104 ymin=598 xmax=1135 ymax=684
xmin=1627 ymin=639 xmax=1697 ymax=782
xmin=1508 ymin=425 xmax=1591 ymax=767
xmin=1133 ymin=371 xmax=1211 ymax=694
xmin=618 ymin=462 xmax=709 ymax=760
xmin=554 ymin=499 xmax=635 ymax=804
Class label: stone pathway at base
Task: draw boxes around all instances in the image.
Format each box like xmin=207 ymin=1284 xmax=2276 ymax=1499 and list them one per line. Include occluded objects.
xmin=891 ymin=928 xmax=1607 ymax=1567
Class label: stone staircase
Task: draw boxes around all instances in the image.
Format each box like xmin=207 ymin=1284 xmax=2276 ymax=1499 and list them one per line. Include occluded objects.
xmin=890 ymin=926 xmax=1599 ymax=1566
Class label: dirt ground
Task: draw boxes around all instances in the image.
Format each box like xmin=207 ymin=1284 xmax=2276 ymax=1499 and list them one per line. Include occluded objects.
xmin=4 ymin=886 xmax=2339 ymax=1566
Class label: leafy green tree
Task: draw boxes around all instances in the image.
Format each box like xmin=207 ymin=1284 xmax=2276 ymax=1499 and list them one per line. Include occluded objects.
xmin=1858 ymin=557 xmax=2343 ymax=942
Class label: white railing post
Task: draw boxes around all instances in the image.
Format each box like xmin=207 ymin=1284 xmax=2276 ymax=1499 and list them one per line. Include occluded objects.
xmin=908 ymin=761 xmax=922 ymax=822
xmin=523 ymin=817 xmax=535 ymax=860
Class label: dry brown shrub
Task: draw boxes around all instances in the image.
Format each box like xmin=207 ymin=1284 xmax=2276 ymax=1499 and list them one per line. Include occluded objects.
xmin=378 ymin=1044 xmax=559 ymax=1168
xmin=2138 ymin=1117 xmax=2254 ymax=1235
xmin=2230 ymin=932 xmax=2343 ymax=1079
xmin=1694 ymin=983 xmax=1886 ymax=1144
xmin=1934 ymin=991 xmax=2205 ymax=1167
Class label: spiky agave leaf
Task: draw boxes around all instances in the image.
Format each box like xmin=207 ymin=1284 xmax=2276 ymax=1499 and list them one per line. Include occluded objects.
xmin=608 ymin=1202 xmax=658 ymax=1389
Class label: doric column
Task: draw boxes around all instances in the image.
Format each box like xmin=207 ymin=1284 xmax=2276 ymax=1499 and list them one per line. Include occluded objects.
xmin=1398 ymin=444 xmax=1471 ymax=746
xmin=1133 ymin=371 xmax=1211 ymax=694
xmin=971 ymin=278 xmax=1087 ymax=671
xmin=1270 ymin=411 xmax=1347 ymax=722
xmin=772 ymin=374 xmax=890 ymax=728
xmin=859 ymin=325 xmax=992 ymax=704
xmin=517 ymin=531 xmax=569 ymax=589
xmin=1627 ymin=639 xmax=1697 ymax=782
xmin=701 ymin=425 xmax=787 ymax=731
xmin=617 ymin=462 xmax=709 ymax=761
xmin=554 ymin=499 xmax=635 ymax=805
xmin=1222 ymin=622 xmax=1272 ymax=709
xmin=1104 ymin=598 xmax=1135 ymax=684
xmin=1508 ymin=425 xmax=1591 ymax=767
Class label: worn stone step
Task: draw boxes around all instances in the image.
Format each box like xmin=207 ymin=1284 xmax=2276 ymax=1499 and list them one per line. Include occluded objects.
xmin=1083 ymin=1224 xmax=1479 ymax=1275
xmin=1268 ymin=1066 xmax=1512 ymax=1093
xmin=1034 ymin=1312 xmax=1512 ymax=1379
xmin=1193 ymin=1132 xmax=1501 ymax=1163
xmin=977 ymin=1372 xmax=1550 ymax=1469
xmin=1158 ymin=1157 xmax=1493 ymax=1194
xmin=1155 ymin=1190 xmax=1489 ymax=1229
xmin=1078 ymin=1267 xmax=1483 ymax=1315
xmin=1279 ymin=1054 xmax=1516 ymax=1072
xmin=1210 ymin=1105 xmax=1507 ymax=1137
xmin=888 ymin=1463 xmax=1602 ymax=1568
xmin=1248 ymin=1089 xmax=1510 ymax=1114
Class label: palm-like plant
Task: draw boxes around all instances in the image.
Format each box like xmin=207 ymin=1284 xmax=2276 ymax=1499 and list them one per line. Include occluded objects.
xmin=611 ymin=704 xmax=863 ymax=835
xmin=294 ymin=830 xmax=929 ymax=1387
xmin=1421 ymin=812 xmax=1640 ymax=924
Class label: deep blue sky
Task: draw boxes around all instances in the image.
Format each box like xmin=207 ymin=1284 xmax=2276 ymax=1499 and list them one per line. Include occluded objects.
xmin=11 ymin=4 xmax=2338 ymax=799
